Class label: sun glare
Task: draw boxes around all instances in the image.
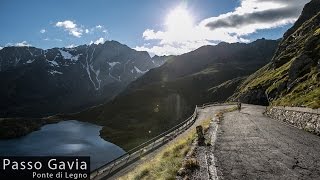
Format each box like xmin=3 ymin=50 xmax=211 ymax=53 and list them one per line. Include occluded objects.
xmin=165 ymin=6 xmax=194 ymax=32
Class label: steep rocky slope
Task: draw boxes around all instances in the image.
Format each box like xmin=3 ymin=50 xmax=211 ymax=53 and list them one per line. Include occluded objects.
xmin=0 ymin=41 xmax=166 ymax=117
xmin=231 ymin=0 xmax=320 ymax=108
xmin=62 ymin=39 xmax=279 ymax=150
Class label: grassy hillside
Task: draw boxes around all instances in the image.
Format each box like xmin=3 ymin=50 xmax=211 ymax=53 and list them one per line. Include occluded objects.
xmin=231 ymin=1 xmax=320 ymax=109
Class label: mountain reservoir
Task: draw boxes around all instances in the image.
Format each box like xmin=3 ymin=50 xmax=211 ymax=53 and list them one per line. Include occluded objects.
xmin=0 ymin=120 xmax=125 ymax=170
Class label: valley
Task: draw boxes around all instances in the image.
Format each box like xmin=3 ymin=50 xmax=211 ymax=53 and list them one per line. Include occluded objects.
xmin=0 ymin=39 xmax=279 ymax=151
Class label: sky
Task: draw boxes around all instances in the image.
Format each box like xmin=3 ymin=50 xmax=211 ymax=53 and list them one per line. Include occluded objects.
xmin=0 ymin=0 xmax=310 ymax=56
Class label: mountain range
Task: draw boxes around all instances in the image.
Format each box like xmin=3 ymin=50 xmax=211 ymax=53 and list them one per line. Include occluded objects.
xmin=0 ymin=41 xmax=168 ymax=117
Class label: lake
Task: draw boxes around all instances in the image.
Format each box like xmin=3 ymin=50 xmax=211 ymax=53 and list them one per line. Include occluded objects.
xmin=0 ymin=120 xmax=126 ymax=170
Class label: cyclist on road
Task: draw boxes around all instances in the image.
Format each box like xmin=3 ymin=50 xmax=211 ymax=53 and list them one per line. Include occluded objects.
xmin=237 ymin=100 xmax=242 ymax=112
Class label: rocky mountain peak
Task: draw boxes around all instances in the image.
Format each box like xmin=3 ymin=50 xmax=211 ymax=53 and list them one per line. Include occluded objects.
xmin=272 ymin=0 xmax=320 ymax=68
xmin=283 ymin=0 xmax=320 ymax=40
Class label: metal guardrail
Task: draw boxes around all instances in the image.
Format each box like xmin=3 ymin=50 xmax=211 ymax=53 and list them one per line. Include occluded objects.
xmin=90 ymin=102 xmax=236 ymax=179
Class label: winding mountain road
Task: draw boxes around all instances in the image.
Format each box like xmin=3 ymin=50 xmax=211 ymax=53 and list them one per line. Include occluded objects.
xmin=99 ymin=104 xmax=320 ymax=179
xmin=105 ymin=105 xmax=233 ymax=180
xmin=212 ymin=104 xmax=320 ymax=180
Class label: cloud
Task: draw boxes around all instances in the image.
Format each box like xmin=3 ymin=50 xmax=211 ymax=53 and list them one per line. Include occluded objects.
xmin=56 ymin=20 xmax=76 ymax=29
xmin=40 ymin=29 xmax=46 ymax=33
xmin=206 ymin=8 xmax=298 ymax=30
xmin=0 ymin=47 xmax=3 ymax=50
xmin=135 ymin=40 xmax=215 ymax=56
xmin=66 ymin=44 xmax=76 ymax=48
xmin=84 ymin=25 xmax=107 ymax=35
xmin=95 ymin=37 xmax=105 ymax=44
xmin=43 ymin=38 xmax=62 ymax=42
xmin=55 ymin=20 xmax=83 ymax=37
xmin=5 ymin=43 xmax=13 ymax=46
xmin=3 ymin=41 xmax=32 ymax=47
xmin=136 ymin=0 xmax=308 ymax=56
xmin=95 ymin=25 xmax=107 ymax=34
xmin=15 ymin=41 xmax=32 ymax=47
xmin=90 ymin=37 xmax=105 ymax=45
xmin=203 ymin=0 xmax=308 ymax=35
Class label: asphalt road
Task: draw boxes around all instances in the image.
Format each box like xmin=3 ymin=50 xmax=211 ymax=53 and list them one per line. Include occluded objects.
xmin=214 ymin=104 xmax=320 ymax=180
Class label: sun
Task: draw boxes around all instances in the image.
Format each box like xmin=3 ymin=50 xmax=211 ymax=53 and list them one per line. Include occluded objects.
xmin=165 ymin=6 xmax=194 ymax=32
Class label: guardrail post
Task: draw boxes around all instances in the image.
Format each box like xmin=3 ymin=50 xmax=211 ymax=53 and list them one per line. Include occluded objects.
xmin=107 ymin=162 xmax=116 ymax=176
xmin=152 ymin=140 xmax=156 ymax=149
xmin=125 ymin=154 xmax=131 ymax=164
xmin=139 ymin=148 xmax=144 ymax=157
